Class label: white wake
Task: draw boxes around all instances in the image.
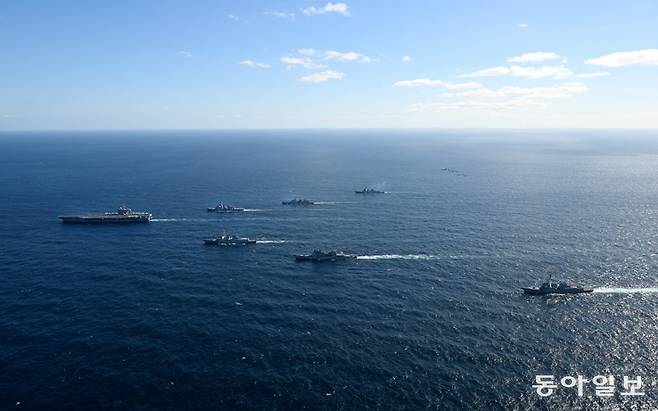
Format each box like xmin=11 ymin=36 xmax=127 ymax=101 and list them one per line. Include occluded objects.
xmin=357 ymin=254 xmax=440 ymax=260
xmin=152 ymin=218 xmax=214 ymax=222
xmin=594 ymin=287 xmax=658 ymax=294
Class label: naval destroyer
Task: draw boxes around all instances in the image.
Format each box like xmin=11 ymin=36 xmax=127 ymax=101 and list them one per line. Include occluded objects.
xmin=522 ymin=275 xmax=593 ymax=295
xmin=282 ymin=198 xmax=315 ymax=206
xmin=355 ymin=187 xmax=385 ymax=194
xmin=294 ymin=250 xmax=357 ymax=262
xmin=203 ymin=232 xmax=257 ymax=246
xmin=207 ymin=202 xmax=245 ymax=212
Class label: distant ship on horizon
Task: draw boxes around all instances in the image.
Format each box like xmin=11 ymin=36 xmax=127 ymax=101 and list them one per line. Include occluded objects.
xmin=294 ymin=249 xmax=357 ymax=262
xmin=203 ymin=231 xmax=257 ymax=246
xmin=207 ymin=202 xmax=245 ymax=212
xmin=355 ymin=187 xmax=386 ymax=194
xmin=282 ymin=198 xmax=316 ymax=206
xmin=59 ymin=206 xmax=152 ymax=224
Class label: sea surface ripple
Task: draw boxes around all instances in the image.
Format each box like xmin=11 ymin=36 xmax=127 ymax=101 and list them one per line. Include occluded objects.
xmin=1 ymin=130 xmax=658 ymax=410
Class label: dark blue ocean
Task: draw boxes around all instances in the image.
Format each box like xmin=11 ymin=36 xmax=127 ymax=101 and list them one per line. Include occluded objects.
xmin=2 ymin=130 xmax=658 ymax=410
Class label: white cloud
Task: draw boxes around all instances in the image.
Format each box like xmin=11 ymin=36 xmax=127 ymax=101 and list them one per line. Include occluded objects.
xmin=214 ymin=114 xmax=242 ymax=120
xmin=299 ymin=70 xmax=345 ymax=83
xmin=461 ymin=65 xmax=573 ymax=79
xmin=410 ymin=99 xmax=548 ymax=112
xmin=413 ymin=81 xmax=589 ymax=113
xmin=227 ymin=14 xmax=240 ymax=21
xmin=177 ymin=50 xmax=193 ymax=58
xmin=508 ymin=52 xmax=560 ymax=63
xmin=575 ymin=72 xmax=611 ymax=78
xmin=281 ymin=49 xmax=375 ymax=68
xmin=461 ymin=66 xmax=510 ymax=77
xmin=359 ymin=56 xmax=378 ymax=64
xmin=454 ymin=88 xmax=502 ymax=97
xmin=402 ymin=56 xmax=412 ymax=63
xmin=585 ymin=49 xmax=658 ymax=67
xmin=456 ymin=82 xmax=588 ymax=99
xmin=324 ymin=50 xmax=362 ymax=61
xmin=517 ymin=23 xmax=528 ymax=28
xmin=444 ymin=82 xmax=483 ymax=90
xmin=240 ymin=60 xmax=272 ymax=69
xmin=324 ymin=50 xmax=377 ymax=63
xmin=265 ymin=11 xmax=296 ymax=20
xmin=394 ymin=79 xmax=483 ymax=90
xmin=302 ymin=2 xmax=350 ymax=16
xmin=394 ymin=78 xmax=444 ymax=87
xmin=280 ymin=56 xmax=326 ymax=69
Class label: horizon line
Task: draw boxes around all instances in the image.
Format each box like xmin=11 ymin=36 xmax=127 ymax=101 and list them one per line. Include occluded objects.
xmin=1 ymin=127 xmax=658 ymax=133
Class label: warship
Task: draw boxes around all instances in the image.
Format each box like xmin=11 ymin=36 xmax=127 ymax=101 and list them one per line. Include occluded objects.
xmin=207 ymin=202 xmax=245 ymax=212
xmin=294 ymin=250 xmax=357 ymax=262
xmin=355 ymin=187 xmax=385 ymax=194
xmin=522 ymin=275 xmax=593 ymax=295
xmin=58 ymin=206 xmax=152 ymax=224
xmin=282 ymin=198 xmax=315 ymax=206
xmin=203 ymin=232 xmax=257 ymax=246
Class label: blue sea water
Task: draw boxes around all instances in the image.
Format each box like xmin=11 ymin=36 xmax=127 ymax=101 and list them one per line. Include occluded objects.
xmin=1 ymin=130 xmax=658 ymax=410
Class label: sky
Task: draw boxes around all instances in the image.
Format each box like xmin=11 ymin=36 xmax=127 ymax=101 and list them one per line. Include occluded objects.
xmin=1 ymin=0 xmax=657 ymax=130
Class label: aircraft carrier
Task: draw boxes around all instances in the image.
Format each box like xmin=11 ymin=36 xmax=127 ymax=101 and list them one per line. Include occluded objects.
xmin=59 ymin=206 xmax=152 ymax=224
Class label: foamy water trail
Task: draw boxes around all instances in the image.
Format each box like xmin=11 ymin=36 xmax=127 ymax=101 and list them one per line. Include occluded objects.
xmin=243 ymin=209 xmax=265 ymax=212
xmin=152 ymin=218 xmax=214 ymax=222
xmin=256 ymin=240 xmax=287 ymax=244
xmin=357 ymin=254 xmax=441 ymax=260
xmin=594 ymin=287 xmax=658 ymax=294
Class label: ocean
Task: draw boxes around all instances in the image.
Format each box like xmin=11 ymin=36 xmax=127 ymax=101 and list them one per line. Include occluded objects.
xmin=1 ymin=130 xmax=658 ymax=410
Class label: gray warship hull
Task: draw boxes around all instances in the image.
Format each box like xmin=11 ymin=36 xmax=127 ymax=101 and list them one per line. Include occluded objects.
xmin=294 ymin=252 xmax=357 ymax=262
xmin=521 ymin=287 xmax=593 ymax=295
